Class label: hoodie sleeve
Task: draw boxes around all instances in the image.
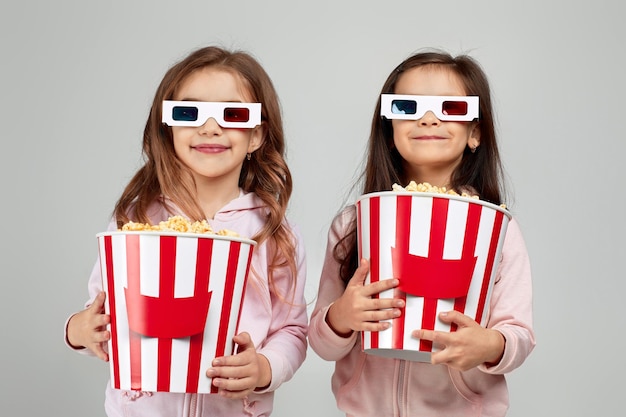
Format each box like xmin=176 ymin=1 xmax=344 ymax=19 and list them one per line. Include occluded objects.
xmin=308 ymin=207 xmax=360 ymax=361
xmin=63 ymin=218 xmax=119 ymax=355
xmin=478 ymin=217 xmax=536 ymax=374
xmin=254 ymin=224 xmax=309 ymax=393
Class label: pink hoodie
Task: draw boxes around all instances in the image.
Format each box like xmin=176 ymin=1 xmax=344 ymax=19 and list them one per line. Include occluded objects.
xmin=308 ymin=206 xmax=535 ymax=417
xmin=65 ymin=191 xmax=308 ymax=417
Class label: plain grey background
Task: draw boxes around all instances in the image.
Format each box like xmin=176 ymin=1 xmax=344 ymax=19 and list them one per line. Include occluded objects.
xmin=1 ymin=1 xmax=624 ymax=416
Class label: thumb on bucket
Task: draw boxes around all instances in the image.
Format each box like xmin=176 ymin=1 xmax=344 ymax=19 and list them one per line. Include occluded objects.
xmin=348 ymin=258 xmax=370 ymax=287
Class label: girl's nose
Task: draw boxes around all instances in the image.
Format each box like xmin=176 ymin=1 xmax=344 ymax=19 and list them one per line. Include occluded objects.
xmin=198 ymin=117 xmax=222 ymax=135
xmin=418 ymin=111 xmax=441 ymax=126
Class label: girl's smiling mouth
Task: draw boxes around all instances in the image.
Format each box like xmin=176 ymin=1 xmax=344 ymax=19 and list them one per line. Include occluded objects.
xmin=193 ymin=144 xmax=229 ymax=153
xmin=413 ymin=135 xmax=446 ymax=140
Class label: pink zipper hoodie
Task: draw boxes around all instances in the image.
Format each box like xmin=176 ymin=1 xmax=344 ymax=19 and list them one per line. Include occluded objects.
xmin=308 ymin=206 xmax=535 ymax=417
xmin=65 ymin=191 xmax=308 ymax=417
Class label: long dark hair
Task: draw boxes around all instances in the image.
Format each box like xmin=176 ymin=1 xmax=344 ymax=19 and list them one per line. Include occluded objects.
xmin=335 ymin=50 xmax=506 ymax=284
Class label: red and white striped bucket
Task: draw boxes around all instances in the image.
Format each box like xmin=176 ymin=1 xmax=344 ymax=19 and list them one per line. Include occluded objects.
xmin=97 ymin=231 xmax=255 ymax=393
xmin=356 ymin=192 xmax=511 ymax=362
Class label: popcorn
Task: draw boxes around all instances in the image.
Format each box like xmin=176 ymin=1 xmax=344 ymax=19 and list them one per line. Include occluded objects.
xmin=120 ymin=215 xmax=240 ymax=237
xmin=392 ymin=181 xmax=507 ymax=209
xmin=392 ymin=181 xmax=479 ymax=199
xmin=215 ymin=229 xmax=241 ymax=237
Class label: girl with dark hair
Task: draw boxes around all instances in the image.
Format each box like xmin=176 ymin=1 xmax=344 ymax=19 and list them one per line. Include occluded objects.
xmin=309 ymin=50 xmax=535 ymax=416
xmin=65 ymin=46 xmax=307 ymax=416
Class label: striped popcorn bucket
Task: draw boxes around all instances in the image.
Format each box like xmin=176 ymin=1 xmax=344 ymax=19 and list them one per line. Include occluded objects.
xmin=96 ymin=231 xmax=255 ymax=393
xmin=356 ymin=192 xmax=511 ymax=362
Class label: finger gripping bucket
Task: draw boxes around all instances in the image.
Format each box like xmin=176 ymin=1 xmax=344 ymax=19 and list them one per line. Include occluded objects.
xmin=97 ymin=231 xmax=256 ymax=393
xmin=356 ymin=192 xmax=511 ymax=362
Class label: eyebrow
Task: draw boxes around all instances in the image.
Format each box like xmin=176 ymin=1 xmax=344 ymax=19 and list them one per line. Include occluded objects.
xmin=393 ymin=93 xmax=468 ymax=97
xmin=175 ymin=98 xmax=245 ymax=103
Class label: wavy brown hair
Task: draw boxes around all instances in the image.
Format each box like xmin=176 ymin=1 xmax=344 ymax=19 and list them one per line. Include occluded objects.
xmin=113 ymin=46 xmax=296 ymax=297
xmin=335 ymin=49 xmax=507 ymax=284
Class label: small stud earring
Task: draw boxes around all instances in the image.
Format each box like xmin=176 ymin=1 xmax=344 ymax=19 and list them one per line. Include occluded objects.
xmin=470 ymin=145 xmax=478 ymax=153
xmin=246 ymin=153 xmax=252 ymax=160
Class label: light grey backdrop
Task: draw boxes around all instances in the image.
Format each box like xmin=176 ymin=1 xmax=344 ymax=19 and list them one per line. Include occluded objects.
xmin=1 ymin=1 xmax=624 ymax=416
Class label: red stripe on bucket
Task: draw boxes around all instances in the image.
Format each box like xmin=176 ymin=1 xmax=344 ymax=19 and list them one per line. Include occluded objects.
xmin=392 ymin=195 xmax=412 ymax=350
xmin=451 ymin=203 xmax=482 ymax=331
xmin=185 ymin=237 xmax=213 ymax=393
xmin=475 ymin=211 xmax=504 ymax=324
xmin=233 ymin=246 xmax=253 ymax=343
xmin=125 ymin=234 xmax=142 ymax=390
xmin=368 ymin=196 xmax=381 ymax=349
xmin=103 ymin=235 xmax=120 ymax=389
xmin=212 ymin=241 xmax=241 ymax=393
xmin=419 ymin=198 xmax=449 ymax=351
xmin=156 ymin=236 xmax=176 ymax=392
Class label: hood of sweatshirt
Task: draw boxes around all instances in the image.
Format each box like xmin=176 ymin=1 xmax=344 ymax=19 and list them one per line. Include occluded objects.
xmin=213 ymin=190 xmax=267 ymax=221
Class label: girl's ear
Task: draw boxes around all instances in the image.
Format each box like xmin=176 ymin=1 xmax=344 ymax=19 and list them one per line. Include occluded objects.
xmin=468 ymin=122 xmax=481 ymax=149
xmin=247 ymin=124 xmax=265 ymax=153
